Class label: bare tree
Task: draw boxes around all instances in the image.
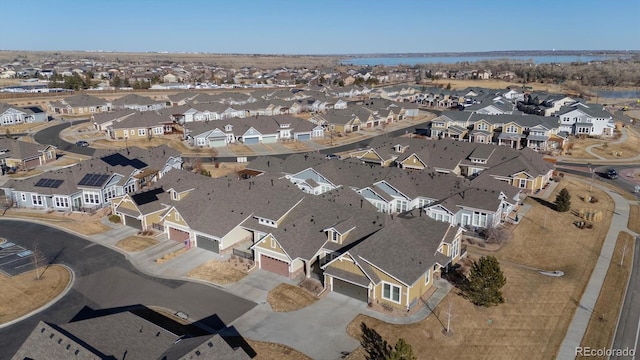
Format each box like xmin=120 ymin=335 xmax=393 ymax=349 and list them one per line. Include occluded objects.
xmin=443 ymin=300 xmax=456 ymax=335
xmin=620 ymin=238 xmax=629 ymax=267
xmin=207 ymin=147 xmax=218 ymax=164
xmin=485 ymin=224 xmax=512 ymax=245
xmin=32 ymin=242 xmax=46 ymax=280
xmin=0 ymin=195 xmax=14 ymax=216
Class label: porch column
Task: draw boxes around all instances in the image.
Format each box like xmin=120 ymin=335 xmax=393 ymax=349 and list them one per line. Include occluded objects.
xmin=305 ymin=260 xmax=311 ymax=278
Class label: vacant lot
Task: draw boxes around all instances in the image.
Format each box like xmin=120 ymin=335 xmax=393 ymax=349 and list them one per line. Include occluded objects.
xmin=115 ymin=236 xmax=159 ymax=252
xmin=578 ymin=232 xmax=634 ymax=360
xmin=188 ymin=259 xmax=248 ymax=285
xmin=346 ymin=177 xmax=613 ymax=360
xmin=0 ymin=265 xmax=71 ymax=324
xmin=431 ymin=79 xmax=564 ymax=93
xmin=267 ymin=283 xmax=318 ymax=312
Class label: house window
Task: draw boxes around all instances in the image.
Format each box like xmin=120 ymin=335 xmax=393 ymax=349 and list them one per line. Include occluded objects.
xmin=472 ymin=211 xmax=488 ymax=228
xmin=130 ymin=130 xmax=135 ymax=135
xmin=138 ymin=129 xmax=146 ymax=136
xmin=425 ymin=270 xmax=430 ymax=285
xmin=518 ymin=178 xmax=527 ymax=188
xmin=153 ymin=127 xmax=163 ymax=135
xmin=54 ymin=196 xmax=69 ymax=208
xmin=451 ymin=238 xmax=459 ymax=258
xmin=397 ymin=200 xmax=409 ymax=212
xmin=175 ymin=212 xmax=181 ymax=222
xmin=382 ymin=282 xmax=401 ymax=304
xmin=477 ymin=123 xmax=488 ymax=131
xmin=331 ymin=231 xmax=339 ymax=243
xmin=171 ymin=190 xmax=178 ymax=200
xmin=506 ymin=125 xmax=518 ymax=133
xmin=21 ymin=193 xmax=26 ymax=202
xmin=83 ymin=192 xmax=100 ymax=204
xmin=270 ymin=238 xmax=276 ymax=249
xmin=31 ymin=194 xmax=43 ymax=206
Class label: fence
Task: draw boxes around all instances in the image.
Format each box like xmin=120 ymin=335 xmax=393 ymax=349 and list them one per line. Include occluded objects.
xmin=232 ymin=248 xmax=253 ymax=260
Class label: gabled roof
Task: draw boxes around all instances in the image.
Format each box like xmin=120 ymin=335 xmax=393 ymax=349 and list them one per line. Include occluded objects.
xmin=350 ymin=213 xmax=455 ymax=285
xmin=112 ymin=93 xmax=163 ymax=107
xmin=0 ymin=138 xmax=52 ymax=161
xmin=61 ymin=94 xmax=109 ymax=107
xmin=109 ymin=111 xmax=171 ymax=129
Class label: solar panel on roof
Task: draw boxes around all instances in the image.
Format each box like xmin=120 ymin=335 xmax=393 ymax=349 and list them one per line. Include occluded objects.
xmin=77 ymin=173 xmax=111 ymax=187
xmin=34 ymin=178 xmax=64 ymax=188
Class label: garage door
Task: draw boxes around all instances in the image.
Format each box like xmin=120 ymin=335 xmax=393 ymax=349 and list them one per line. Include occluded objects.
xmin=352 ymin=125 xmax=359 ymax=132
xmin=244 ymin=137 xmax=260 ymax=145
xmin=296 ymin=133 xmax=311 ymax=141
xmin=208 ymin=138 xmax=226 ymax=147
xmin=196 ymin=234 xmax=219 ymax=253
xmin=169 ymin=227 xmax=190 ymax=243
xmin=23 ymin=158 xmax=40 ymax=170
xmin=123 ymin=215 xmax=142 ymax=230
xmin=333 ymin=278 xmax=368 ymax=302
xmin=260 ymin=254 xmax=289 ymax=277
xmin=262 ymin=135 xmax=277 ymax=144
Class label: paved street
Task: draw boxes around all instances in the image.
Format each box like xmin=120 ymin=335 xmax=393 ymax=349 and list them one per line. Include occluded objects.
xmin=0 ymin=220 xmax=256 ymax=360
xmin=33 ymin=119 xmax=95 ymax=156
xmin=611 ymin=236 xmax=640 ymax=360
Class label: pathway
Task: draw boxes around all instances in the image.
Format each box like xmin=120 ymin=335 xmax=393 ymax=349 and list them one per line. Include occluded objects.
xmin=557 ymin=179 xmax=639 ymax=359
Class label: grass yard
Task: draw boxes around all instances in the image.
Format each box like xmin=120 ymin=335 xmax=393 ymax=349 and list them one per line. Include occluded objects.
xmin=590 ymin=127 xmax=640 ymax=159
xmin=267 ymin=283 xmax=318 ymax=312
xmin=346 ymin=176 xmax=614 ymax=360
xmin=628 ymin=205 xmax=640 ymax=233
xmin=0 ymin=265 xmax=71 ymax=324
xmin=1 ymin=210 xmax=111 ymax=235
xmin=8 ymin=169 xmax=43 ymax=178
xmin=578 ymin=232 xmax=634 ymax=360
xmin=187 ymin=259 xmax=248 ymax=285
xmin=200 ymin=162 xmax=248 ymax=178
xmin=115 ymin=236 xmax=159 ymax=252
xmin=92 ymin=137 xmax=170 ymax=149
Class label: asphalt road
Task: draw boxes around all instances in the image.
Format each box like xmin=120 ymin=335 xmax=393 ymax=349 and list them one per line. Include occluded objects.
xmin=610 ymin=236 xmax=640 ymax=359
xmin=555 ymin=163 xmax=640 ymax=200
xmin=0 ymin=220 xmax=256 ymax=360
xmin=33 ymin=119 xmax=95 ymax=156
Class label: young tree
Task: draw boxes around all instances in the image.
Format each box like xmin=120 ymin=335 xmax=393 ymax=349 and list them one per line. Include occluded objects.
xmin=466 ymin=256 xmax=506 ymax=307
xmin=554 ymin=188 xmax=571 ymax=212
xmin=388 ymin=338 xmax=416 ymax=360
xmin=360 ymin=323 xmax=391 ymax=360
xmin=111 ymin=75 xmax=122 ymax=88
xmin=443 ymin=300 xmax=456 ymax=335
xmin=32 ymin=242 xmax=46 ymax=280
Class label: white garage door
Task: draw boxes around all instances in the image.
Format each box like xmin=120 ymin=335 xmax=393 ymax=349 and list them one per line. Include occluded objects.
xmin=296 ymin=133 xmax=311 ymax=141
xmin=244 ymin=137 xmax=260 ymax=145
xmin=262 ymin=135 xmax=278 ymax=144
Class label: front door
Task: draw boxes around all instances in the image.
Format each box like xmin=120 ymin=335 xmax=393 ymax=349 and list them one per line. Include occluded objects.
xmin=461 ymin=214 xmax=471 ymax=227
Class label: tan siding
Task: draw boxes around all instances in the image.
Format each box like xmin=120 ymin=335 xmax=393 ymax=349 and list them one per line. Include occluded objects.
xmin=327 ymin=255 xmax=366 ymax=276
xmin=165 ymin=208 xmax=188 ymax=226
xmin=256 ymin=234 xmax=285 ymax=254
xmin=221 ymin=225 xmax=252 ymax=250
xmin=408 ymin=270 xmax=433 ymax=304
xmin=361 ymin=151 xmax=382 ymax=161
xmin=291 ymin=258 xmax=304 ymax=273
xmin=371 ymin=266 xmax=408 ymax=308
xmin=117 ymin=197 xmax=139 ymax=212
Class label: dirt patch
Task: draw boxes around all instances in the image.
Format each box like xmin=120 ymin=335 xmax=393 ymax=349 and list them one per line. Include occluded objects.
xmin=115 ymin=236 xmax=159 ymax=252
xmin=92 ymin=137 xmax=171 ymax=149
xmin=187 ymin=258 xmax=249 ymax=285
xmin=0 ymin=265 xmax=71 ymax=324
xmin=345 ymin=177 xmax=614 ymax=360
xmin=267 ymin=283 xmax=318 ymax=312
xmin=578 ymin=232 xmax=634 ymax=360
xmin=155 ymin=248 xmax=188 ymax=264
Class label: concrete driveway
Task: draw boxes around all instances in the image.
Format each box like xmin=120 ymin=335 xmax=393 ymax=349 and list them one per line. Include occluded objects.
xmin=0 ymin=220 xmax=256 ymax=360
xmin=227 ymin=292 xmax=366 ymax=360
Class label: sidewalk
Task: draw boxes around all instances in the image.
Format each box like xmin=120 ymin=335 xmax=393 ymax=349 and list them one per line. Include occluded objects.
xmin=557 ymin=179 xmax=640 ymax=359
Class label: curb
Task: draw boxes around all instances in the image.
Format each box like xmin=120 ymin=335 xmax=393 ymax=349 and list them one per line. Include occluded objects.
xmin=0 ymin=263 xmax=75 ymax=330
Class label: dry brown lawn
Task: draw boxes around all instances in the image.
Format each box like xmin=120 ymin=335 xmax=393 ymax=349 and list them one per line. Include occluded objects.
xmin=200 ymin=162 xmax=248 ymax=178
xmin=628 ymin=205 xmax=640 ymax=233
xmin=115 ymin=236 xmax=159 ymax=252
xmin=590 ymin=127 xmax=640 ymax=159
xmin=346 ymin=177 xmax=614 ymax=360
xmin=267 ymin=283 xmax=318 ymax=312
xmin=92 ymin=137 xmax=170 ymax=149
xmin=626 ymin=110 xmax=640 ymax=121
xmin=246 ymin=339 xmax=313 ymax=360
xmin=187 ymin=259 xmax=248 ymax=285
xmin=282 ymin=142 xmax=313 ymax=151
xmin=2 ymin=210 xmax=111 ymax=235
xmin=431 ymin=79 xmax=565 ymax=93
xmin=45 ymin=156 xmax=80 ymax=168
xmin=227 ymin=144 xmax=255 ymax=155
xmin=578 ymin=232 xmax=634 ymax=360
xmin=155 ymin=248 xmax=188 ymax=264
xmin=563 ymin=137 xmax=604 ymax=159
xmin=0 ymin=265 xmax=71 ymax=324
xmin=0 ymin=122 xmax=51 ymax=135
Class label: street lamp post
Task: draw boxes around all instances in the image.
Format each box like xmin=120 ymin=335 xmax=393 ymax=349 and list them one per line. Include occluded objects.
xmin=588 ymin=163 xmax=595 ymax=192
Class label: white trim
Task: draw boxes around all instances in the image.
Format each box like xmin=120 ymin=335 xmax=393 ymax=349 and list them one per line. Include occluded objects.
xmin=381 ymin=281 xmax=402 ymax=304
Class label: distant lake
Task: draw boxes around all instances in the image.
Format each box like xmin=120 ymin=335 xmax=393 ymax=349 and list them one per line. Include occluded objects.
xmin=596 ymin=90 xmax=640 ymax=99
xmin=341 ymin=55 xmax=630 ymax=66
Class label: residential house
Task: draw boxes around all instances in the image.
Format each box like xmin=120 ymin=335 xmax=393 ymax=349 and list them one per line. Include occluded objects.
xmin=108 ymin=111 xmax=174 ymax=139
xmin=111 ymin=94 xmax=167 ymax=112
xmin=49 ymin=94 xmax=112 ymax=115
xmin=13 ymin=312 xmax=249 ymax=360
xmin=322 ymin=213 xmax=463 ymax=308
xmin=0 ymin=138 xmax=56 ymax=172
xmin=92 ymin=109 xmax=136 ymax=132
xmin=554 ymin=102 xmax=615 ymax=136
xmin=0 ymin=102 xmax=47 ymax=126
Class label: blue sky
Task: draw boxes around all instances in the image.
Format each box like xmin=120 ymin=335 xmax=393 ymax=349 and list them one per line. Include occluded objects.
xmin=2 ymin=0 xmax=638 ymax=54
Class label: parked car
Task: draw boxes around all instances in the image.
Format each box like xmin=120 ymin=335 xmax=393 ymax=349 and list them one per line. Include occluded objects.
xmin=325 ymin=154 xmax=340 ymax=160
xmin=605 ymin=169 xmax=618 ymax=179
xmin=75 ymin=140 xmax=89 ymax=147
